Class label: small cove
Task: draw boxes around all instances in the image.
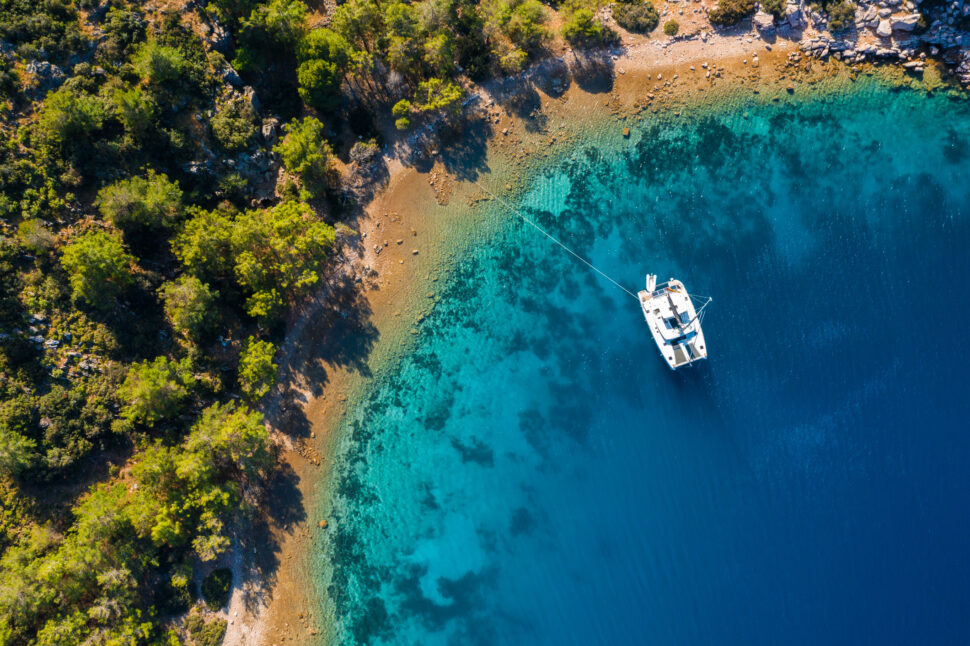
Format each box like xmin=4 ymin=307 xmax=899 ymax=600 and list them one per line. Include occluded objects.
xmin=312 ymin=76 xmax=970 ymax=645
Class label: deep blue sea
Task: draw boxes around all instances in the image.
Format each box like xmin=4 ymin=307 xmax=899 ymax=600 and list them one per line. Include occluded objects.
xmin=317 ymin=78 xmax=970 ymax=645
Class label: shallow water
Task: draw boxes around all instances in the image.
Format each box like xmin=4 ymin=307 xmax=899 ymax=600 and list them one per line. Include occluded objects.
xmin=317 ymin=79 xmax=970 ymax=645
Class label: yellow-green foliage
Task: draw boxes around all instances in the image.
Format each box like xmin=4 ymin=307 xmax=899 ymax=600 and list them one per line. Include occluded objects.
xmin=158 ymin=276 xmax=218 ymax=342
xmin=238 ymin=337 xmax=278 ymax=400
xmin=175 ymin=201 xmax=335 ymax=321
xmin=95 ymin=170 xmax=183 ymax=232
xmin=119 ymin=356 xmax=195 ymax=427
xmin=274 ymin=117 xmax=335 ymax=196
xmin=59 ymin=230 xmax=134 ymax=310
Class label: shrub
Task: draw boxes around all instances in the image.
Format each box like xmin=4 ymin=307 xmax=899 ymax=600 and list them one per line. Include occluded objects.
xmin=238 ymin=338 xmax=277 ymax=400
xmin=274 ymin=117 xmax=334 ymax=196
xmin=35 ymin=87 xmax=107 ymax=150
xmin=201 ymin=568 xmax=232 ymax=608
xmin=708 ymin=0 xmax=756 ymax=25
xmin=413 ymin=78 xmax=464 ymax=117
xmin=119 ymin=356 xmax=195 ymax=427
xmin=235 ymin=0 xmax=308 ymax=70
xmin=111 ymin=86 xmax=156 ymax=140
xmin=158 ymin=276 xmax=218 ymax=341
xmin=500 ymin=47 xmax=529 ymax=73
xmin=95 ymin=170 xmax=183 ymax=232
xmin=503 ymin=0 xmax=549 ymax=52
xmin=561 ymin=8 xmax=616 ymax=47
xmin=614 ymin=0 xmax=661 ymax=33
xmin=102 ymin=8 xmax=147 ymax=58
xmin=760 ymin=0 xmax=786 ymax=18
xmin=392 ymin=99 xmax=412 ymax=130
xmin=130 ymin=40 xmax=187 ymax=84
xmin=664 ymin=19 xmax=680 ymax=34
xmin=0 ymin=426 xmax=37 ymax=477
xmin=297 ymin=58 xmax=343 ymax=112
xmin=211 ymin=96 xmax=257 ymax=152
xmin=826 ymin=0 xmax=855 ymax=31
xmin=185 ymin=610 xmax=228 ymax=646
xmin=60 ymin=230 xmax=134 ymax=309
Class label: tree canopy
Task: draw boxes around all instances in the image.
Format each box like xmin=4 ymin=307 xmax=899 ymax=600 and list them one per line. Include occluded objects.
xmin=60 ymin=230 xmax=135 ymax=310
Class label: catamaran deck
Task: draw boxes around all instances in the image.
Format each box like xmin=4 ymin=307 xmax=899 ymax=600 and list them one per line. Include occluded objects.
xmin=639 ymin=277 xmax=709 ymax=370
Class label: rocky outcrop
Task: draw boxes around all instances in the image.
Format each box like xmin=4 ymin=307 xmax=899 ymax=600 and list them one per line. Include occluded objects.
xmin=753 ymin=11 xmax=777 ymax=32
xmin=891 ymin=12 xmax=921 ymax=30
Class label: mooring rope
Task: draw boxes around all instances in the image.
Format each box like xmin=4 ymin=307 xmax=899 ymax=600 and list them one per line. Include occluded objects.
xmin=474 ymin=181 xmax=640 ymax=301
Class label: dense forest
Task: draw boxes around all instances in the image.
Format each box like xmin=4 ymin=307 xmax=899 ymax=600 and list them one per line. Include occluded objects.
xmin=0 ymin=0 xmax=638 ymax=643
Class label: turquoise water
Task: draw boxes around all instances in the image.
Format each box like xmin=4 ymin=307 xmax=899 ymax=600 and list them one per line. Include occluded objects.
xmin=319 ymin=80 xmax=970 ymax=645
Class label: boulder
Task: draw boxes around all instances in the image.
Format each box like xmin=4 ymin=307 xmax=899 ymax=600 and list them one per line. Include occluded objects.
xmin=261 ymin=117 xmax=279 ymax=145
xmin=891 ymin=12 xmax=921 ymax=29
xmin=753 ymin=10 xmax=777 ymax=31
xmin=243 ymin=86 xmax=261 ymax=114
xmin=785 ymin=3 xmax=804 ymax=27
xmin=876 ymin=18 xmax=893 ymax=35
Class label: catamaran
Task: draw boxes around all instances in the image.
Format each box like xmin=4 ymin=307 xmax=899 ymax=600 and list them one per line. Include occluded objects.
xmin=639 ymin=275 xmax=711 ymax=370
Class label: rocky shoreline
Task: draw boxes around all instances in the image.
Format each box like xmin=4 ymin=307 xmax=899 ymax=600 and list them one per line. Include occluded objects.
xmin=715 ymin=0 xmax=970 ymax=80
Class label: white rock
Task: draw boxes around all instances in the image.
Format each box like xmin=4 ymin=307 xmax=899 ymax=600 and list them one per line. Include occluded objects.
xmin=876 ymin=18 xmax=893 ymax=36
xmin=753 ymin=10 xmax=777 ymax=30
xmin=891 ymin=12 xmax=921 ymax=29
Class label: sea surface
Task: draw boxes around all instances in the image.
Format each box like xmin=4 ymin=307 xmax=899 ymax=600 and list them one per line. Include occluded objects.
xmin=316 ymin=77 xmax=970 ymax=645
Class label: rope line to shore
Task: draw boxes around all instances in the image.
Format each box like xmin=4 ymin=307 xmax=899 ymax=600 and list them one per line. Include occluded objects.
xmin=474 ymin=180 xmax=640 ymax=301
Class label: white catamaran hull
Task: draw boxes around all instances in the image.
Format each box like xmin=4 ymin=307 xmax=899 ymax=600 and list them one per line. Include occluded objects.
xmin=638 ymin=275 xmax=708 ymax=370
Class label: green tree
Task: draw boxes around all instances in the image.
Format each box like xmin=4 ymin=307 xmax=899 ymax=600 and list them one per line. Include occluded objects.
xmin=561 ymin=8 xmax=615 ymax=46
xmin=238 ymin=338 xmax=277 ymax=400
xmin=273 ymin=117 xmax=334 ymax=197
xmin=413 ymin=78 xmax=464 ymax=117
xmin=234 ymin=0 xmax=308 ymax=70
xmin=35 ymin=87 xmax=107 ymax=151
xmin=297 ymin=58 xmax=343 ymax=111
xmin=60 ymin=230 xmax=134 ymax=309
xmin=119 ymin=357 xmax=195 ymax=427
xmin=330 ymin=0 xmax=383 ymax=52
xmin=0 ymin=427 xmax=37 ymax=477
xmin=102 ymin=8 xmax=147 ymax=58
xmin=95 ymin=170 xmax=183 ymax=232
xmin=613 ymin=0 xmax=660 ymax=33
xmin=708 ymin=0 xmax=755 ymax=26
xmin=130 ymin=40 xmax=187 ymax=84
xmin=503 ymin=0 xmax=549 ymax=52
xmin=298 ymin=27 xmax=353 ymax=67
xmin=183 ymin=401 xmax=271 ymax=479
xmin=158 ymin=276 xmax=218 ymax=341
xmin=172 ymin=206 xmax=236 ymax=282
xmin=231 ymin=201 xmax=335 ymax=319
xmin=392 ymin=99 xmax=412 ymax=130
xmin=211 ymin=96 xmax=257 ymax=152
xmin=826 ymin=0 xmax=855 ymax=31
xmin=110 ymin=86 xmax=156 ymax=141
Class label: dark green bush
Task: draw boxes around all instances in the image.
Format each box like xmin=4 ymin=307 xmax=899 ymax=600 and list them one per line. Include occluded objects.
xmin=561 ymin=8 xmax=617 ymax=46
xmin=211 ymin=96 xmax=258 ymax=152
xmin=826 ymin=0 xmax=855 ymax=30
xmin=614 ymin=0 xmax=661 ymax=33
xmin=708 ymin=0 xmax=756 ymax=26
xmin=664 ymin=19 xmax=680 ymax=34
xmin=201 ymin=568 xmax=233 ymax=608
xmin=760 ymin=0 xmax=786 ymax=17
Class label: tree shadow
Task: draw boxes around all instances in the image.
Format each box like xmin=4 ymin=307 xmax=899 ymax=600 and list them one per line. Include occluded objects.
xmin=278 ymin=270 xmax=379 ymax=415
xmin=230 ymin=458 xmax=306 ymax=616
xmin=569 ymin=49 xmax=617 ymax=94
